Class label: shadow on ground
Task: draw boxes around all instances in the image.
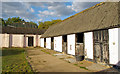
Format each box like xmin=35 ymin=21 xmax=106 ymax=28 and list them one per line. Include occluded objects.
xmin=2 ymin=48 xmax=25 ymax=56
xmin=98 ymin=66 xmax=120 ymax=73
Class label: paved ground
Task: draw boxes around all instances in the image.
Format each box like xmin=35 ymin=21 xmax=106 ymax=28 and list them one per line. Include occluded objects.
xmin=26 ymin=48 xmax=120 ymax=72
xmin=26 ymin=48 xmax=88 ymax=72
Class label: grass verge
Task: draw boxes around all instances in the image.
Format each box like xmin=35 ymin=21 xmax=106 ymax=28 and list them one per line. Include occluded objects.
xmin=2 ymin=48 xmax=33 ymax=72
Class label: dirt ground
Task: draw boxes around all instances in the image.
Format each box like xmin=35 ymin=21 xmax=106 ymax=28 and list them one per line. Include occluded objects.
xmin=25 ymin=48 xmax=120 ymax=72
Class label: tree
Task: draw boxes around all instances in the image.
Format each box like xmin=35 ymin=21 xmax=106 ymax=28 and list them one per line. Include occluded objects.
xmin=29 ymin=21 xmax=38 ymax=28
xmin=1 ymin=17 xmax=39 ymax=28
xmin=38 ymin=19 xmax=62 ymax=29
xmin=0 ymin=18 xmax=6 ymax=26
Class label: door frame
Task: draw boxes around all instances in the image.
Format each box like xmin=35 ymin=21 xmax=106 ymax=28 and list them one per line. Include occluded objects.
xmin=28 ymin=36 xmax=34 ymax=47
xmin=93 ymin=29 xmax=109 ymax=64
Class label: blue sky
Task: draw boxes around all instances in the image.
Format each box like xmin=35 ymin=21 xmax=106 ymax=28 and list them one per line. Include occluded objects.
xmin=2 ymin=2 xmax=100 ymax=25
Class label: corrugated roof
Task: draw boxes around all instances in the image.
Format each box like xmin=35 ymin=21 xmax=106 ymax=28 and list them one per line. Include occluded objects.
xmin=41 ymin=2 xmax=120 ymax=38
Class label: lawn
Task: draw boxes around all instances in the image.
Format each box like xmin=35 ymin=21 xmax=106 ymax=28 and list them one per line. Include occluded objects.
xmin=2 ymin=48 xmax=33 ymax=72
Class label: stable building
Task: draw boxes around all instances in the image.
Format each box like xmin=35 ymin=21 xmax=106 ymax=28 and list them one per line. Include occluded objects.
xmin=40 ymin=2 xmax=120 ymax=67
xmin=0 ymin=26 xmax=45 ymax=48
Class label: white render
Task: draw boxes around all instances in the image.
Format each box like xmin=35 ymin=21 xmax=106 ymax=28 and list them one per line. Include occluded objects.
xmin=54 ymin=36 xmax=62 ymax=52
xmin=46 ymin=38 xmax=51 ymax=49
xmin=0 ymin=34 xmax=9 ymax=48
xmin=38 ymin=35 xmax=41 ymax=47
xmin=0 ymin=34 xmax=41 ymax=48
xmin=84 ymin=32 xmax=93 ymax=59
xmin=26 ymin=35 xmax=37 ymax=47
xmin=40 ymin=38 xmax=44 ymax=47
xmin=26 ymin=37 xmax=28 ymax=47
xmin=67 ymin=34 xmax=75 ymax=55
xmin=12 ymin=34 xmax=24 ymax=47
xmin=109 ymin=28 xmax=120 ymax=66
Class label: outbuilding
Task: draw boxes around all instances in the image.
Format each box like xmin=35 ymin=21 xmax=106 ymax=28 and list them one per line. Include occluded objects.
xmin=40 ymin=2 xmax=120 ymax=67
xmin=0 ymin=26 xmax=45 ymax=48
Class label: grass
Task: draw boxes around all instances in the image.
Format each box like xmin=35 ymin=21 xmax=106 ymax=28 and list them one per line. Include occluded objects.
xmin=79 ymin=66 xmax=89 ymax=70
xmin=74 ymin=63 xmax=89 ymax=71
xmin=74 ymin=64 xmax=78 ymax=66
xmin=2 ymin=48 xmax=33 ymax=72
xmin=45 ymin=52 xmax=51 ymax=55
xmin=41 ymin=49 xmax=51 ymax=55
xmin=59 ymin=58 xmax=64 ymax=60
xmin=67 ymin=61 xmax=71 ymax=63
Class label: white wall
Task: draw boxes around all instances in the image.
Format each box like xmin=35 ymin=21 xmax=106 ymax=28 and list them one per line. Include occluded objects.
xmin=12 ymin=34 xmax=24 ymax=47
xmin=46 ymin=38 xmax=51 ymax=49
xmin=84 ymin=32 xmax=93 ymax=59
xmin=38 ymin=35 xmax=41 ymax=47
xmin=118 ymin=28 xmax=120 ymax=66
xmin=109 ymin=28 xmax=120 ymax=65
xmin=26 ymin=35 xmax=37 ymax=47
xmin=34 ymin=35 xmax=36 ymax=47
xmin=0 ymin=34 xmax=2 ymax=48
xmin=67 ymin=34 xmax=75 ymax=55
xmin=40 ymin=38 xmax=44 ymax=47
xmin=26 ymin=37 xmax=28 ymax=47
xmin=0 ymin=34 xmax=9 ymax=48
xmin=54 ymin=36 xmax=62 ymax=52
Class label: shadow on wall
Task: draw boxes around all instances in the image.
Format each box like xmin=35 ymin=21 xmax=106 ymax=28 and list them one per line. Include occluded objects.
xmin=2 ymin=48 xmax=25 ymax=56
xmin=9 ymin=34 xmax=12 ymax=47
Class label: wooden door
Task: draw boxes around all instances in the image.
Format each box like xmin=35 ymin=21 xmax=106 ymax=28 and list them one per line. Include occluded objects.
xmin=62 ymin=42 xmax=67 ymax=54
xmin=28 ymin=37 xmax=33 ymax=46
xmin=93 ymin=30 xmax=109 ymax=64
xmin=62 ymin=35 xmax=67 ymax=54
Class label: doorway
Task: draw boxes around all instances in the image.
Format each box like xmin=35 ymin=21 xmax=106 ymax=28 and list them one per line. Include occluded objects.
xmin=75 ymin=33 xmax=84 ymax=56
xmin=44 ymin=38 xmax=46 ymax=48
xmin=93 ymin=30 xmax=109 ymax=64
xmin=28 ymin=37 xmax=33 ymax=46
xmin=62 ymin=35 xmax=67 ymax=54
xmin=51 ymin=37 xmax=54 ymax=50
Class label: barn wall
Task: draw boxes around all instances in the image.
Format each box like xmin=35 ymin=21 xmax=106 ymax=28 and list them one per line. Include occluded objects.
xmin=118 ymin=28 xmax=120 ymax=66
xmin=0 ymin=34 xmax=9 ymax=48
xmin=26 ymin=37 xmax=28 ymax=47
xmin=0 ymin=34 xmax=2 ymax=48
xmin=12 ymin=34 xmax=24 ymax=47
xmin=54 ymin=36 xmax=62 ymax=52
xmin=46 ymin=38 xmax=51 ymax=49
xmin=109 ymin=28 xmax=119 ymax=65
xmin=84 ymin=32 xmax=93 ymax=59
xmin=38 ymin=35 xmax=41 ymax=46
xmin=26 ymin=35 xmax=37 ymax=47
xmin=40 ymin=38 xmax=44 ymax=47
xmin=34 ymin=35 xmax=36 ymax=47
xmin=67 ymin=34 xmax=75 ymax=55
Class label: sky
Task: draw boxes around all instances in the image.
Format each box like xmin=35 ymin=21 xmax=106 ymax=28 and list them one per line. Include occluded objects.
xmin=1 ymin=1 xmax=101 ymax=25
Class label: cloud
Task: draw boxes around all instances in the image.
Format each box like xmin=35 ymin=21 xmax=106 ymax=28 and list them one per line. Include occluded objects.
xmin=30 ymin=8 xmax=34 ymax=12
xmin=39 ymin=10 xmax=54 ymax=16
xmin=47 ymin=3 xmax=74 ymax=16
xmin=2 ymin=2 xmax=37 ymax=21
xmin=2 ymin=2 xmax=100 ymax=22
xmin=67 ymin=2 xmax=99 ymax=12
xmin=38 ymin=2 xmax=75 ymax=18
xmin=37 ymin=18 xmax=43 ymax=21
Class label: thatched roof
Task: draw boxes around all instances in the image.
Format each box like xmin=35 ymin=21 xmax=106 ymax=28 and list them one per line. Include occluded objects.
xmin=1 ymin=26 xmax=46 ymax=35
xmin=41 ymin=2 xmax=120 ymax=38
